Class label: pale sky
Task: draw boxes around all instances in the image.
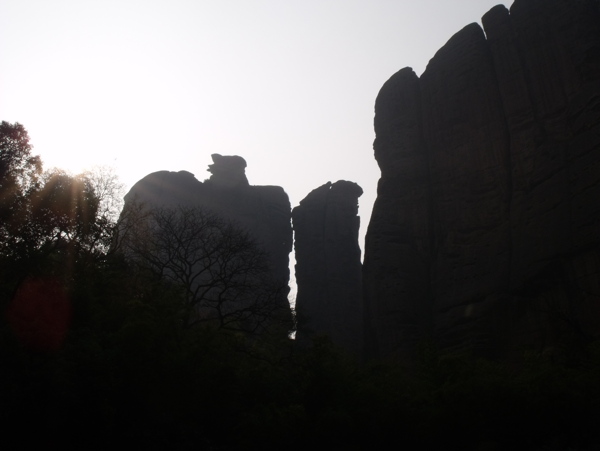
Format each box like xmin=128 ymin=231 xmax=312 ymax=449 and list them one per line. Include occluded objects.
xmin=1 ymin=0 xmax=512 ymax=254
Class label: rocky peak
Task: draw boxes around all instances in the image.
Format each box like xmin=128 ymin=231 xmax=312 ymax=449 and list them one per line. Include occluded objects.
xmin=293 ymin=180 xmax=364 ymax=354
xmin=206 ymin=153 xmax=249 ymax=188
xmin=121 ymin=155 xmax=293 ymax=333
xmin=363 ymin=0 xmax=600 ymax=361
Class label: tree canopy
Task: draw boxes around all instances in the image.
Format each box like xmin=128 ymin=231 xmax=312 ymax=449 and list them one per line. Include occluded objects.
xmin=0 ymin=121 xmax=41 ymax=192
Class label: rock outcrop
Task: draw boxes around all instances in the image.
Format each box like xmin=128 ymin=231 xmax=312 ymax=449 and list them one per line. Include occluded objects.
xmin=292 ymin=181 xmax=363 ymax=354
xmin=363 ymin=0 xmax=600 ymax=360
xmin=122 ymin=154 xmax=293 ymax=323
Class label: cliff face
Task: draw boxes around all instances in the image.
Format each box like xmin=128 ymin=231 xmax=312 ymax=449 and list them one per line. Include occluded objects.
xmin=364 ymin=0 xmax=600 ymax=360
xmin=292 ymin=181 xmax=363 ymax=354
xmin=123 ymin=154 xmax=293 ymax=316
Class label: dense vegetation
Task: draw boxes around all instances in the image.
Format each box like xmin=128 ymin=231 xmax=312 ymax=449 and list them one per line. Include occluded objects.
xmin=1 ymin=122 xmax=599 ymax=450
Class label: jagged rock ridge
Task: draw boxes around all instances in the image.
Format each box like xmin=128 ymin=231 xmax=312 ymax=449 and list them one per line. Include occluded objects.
xmin=363 ymin=0 xmax=600 ymax=360
xmin=292 ymin=180 xmax=364 ymax=354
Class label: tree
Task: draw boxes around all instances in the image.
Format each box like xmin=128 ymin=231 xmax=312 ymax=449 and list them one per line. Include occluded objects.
xmin=35 ymin=166 xmax=125 ymax=261
xmin=0 ymin=121 xmax=42 ymax=252
xmin=0 ymin=121 xmax=41 ymax=195
xmin=0 ymin=122 xmax=124 ymax=304
xmin=120 ymin=203 xmax=289 ymax=334
xmin=82 ymin=165 xmax=125 ymax=224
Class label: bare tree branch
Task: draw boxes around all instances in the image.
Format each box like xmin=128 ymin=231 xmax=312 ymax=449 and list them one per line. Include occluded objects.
xmin=120 ymin=203 xmax=288 ymax=334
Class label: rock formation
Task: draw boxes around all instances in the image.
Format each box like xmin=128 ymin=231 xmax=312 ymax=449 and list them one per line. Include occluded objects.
xmin=122 ymin=154 xmax=293 ymax=325
xmin=292 ymin=181 xmax=363 ymax=354
xmin=363 ymin=0 xmax=600 ymax=360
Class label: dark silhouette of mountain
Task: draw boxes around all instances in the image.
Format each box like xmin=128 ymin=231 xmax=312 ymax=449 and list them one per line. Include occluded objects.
xmin=293 ymin=181 xmax=363 ymax=354
xmin=363 ymin=0 xmax=600 ymax=360
xmin=122 ymin=154 xmax=293 ymax=324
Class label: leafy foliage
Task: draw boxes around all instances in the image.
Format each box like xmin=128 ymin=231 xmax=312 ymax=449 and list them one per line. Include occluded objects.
xmin=0 ymin=121 xmax=42 ymax=257
xmin=0 ymin=124 xmax=122 ymax=270
xmin=0 ymin=121 xmax=41 ymax=196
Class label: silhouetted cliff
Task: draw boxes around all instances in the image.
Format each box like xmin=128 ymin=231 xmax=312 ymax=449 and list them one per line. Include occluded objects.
xmin=122 ymin=154 xmax=293 ymax=323
xmin=364 ymin=0 xmax=600 ymax=360
xmin=292 ymin=181 xmax=363 ymax=354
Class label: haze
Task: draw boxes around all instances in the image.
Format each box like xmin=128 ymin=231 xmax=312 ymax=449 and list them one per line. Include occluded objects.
xmin=0 ymin=0 xmax=512 ymax=250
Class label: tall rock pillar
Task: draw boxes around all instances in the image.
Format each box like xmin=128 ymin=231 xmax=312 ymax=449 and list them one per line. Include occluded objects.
xmin=363 ymin=0 xmax=600 ymax=361
xmin=293 ymin=181 xmax=364 ymax=354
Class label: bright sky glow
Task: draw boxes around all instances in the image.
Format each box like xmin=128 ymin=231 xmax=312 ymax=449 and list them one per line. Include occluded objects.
xmin=1 ymin=0 xmax=512 ymax=252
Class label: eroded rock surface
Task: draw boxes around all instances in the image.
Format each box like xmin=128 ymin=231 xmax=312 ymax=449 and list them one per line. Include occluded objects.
xmin=293 ymin=181 xmax=363 ymax=354
xmin=364 ymin=0 xmax=600 ymax=360
xmin=122 ymin=154 xmax=293 ymax=322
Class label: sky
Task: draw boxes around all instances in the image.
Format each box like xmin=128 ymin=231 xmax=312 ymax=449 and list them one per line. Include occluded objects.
xmin=1 ymin=0 xmax=512 ymax=255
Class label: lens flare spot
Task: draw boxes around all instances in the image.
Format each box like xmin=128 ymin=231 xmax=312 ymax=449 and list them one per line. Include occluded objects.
xmin=6 ymin=277 xmax=72 ymax=352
